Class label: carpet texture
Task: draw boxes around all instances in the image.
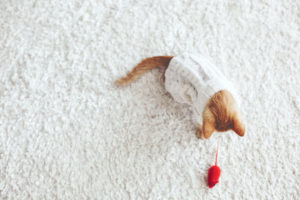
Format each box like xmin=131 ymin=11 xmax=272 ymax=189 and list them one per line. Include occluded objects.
xmin=0 ymin=0 xmax=299 ymax=199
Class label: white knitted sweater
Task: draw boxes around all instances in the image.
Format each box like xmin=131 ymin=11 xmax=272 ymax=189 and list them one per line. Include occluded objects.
xmin=164 ymin=54 xmax=240 ymax=125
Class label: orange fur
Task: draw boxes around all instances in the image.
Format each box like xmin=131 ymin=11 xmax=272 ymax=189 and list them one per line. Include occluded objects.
xmin=117 ymin=56 xmax=245 ymax=139
xmin=200 ymin=90 xmax=245 ymax=138
xmin=115 ymin=56 xmax=173 ymax=86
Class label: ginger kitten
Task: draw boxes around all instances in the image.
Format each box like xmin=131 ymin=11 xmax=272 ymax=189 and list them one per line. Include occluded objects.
xmin=116 ymin=55 xmax=245 ymax=139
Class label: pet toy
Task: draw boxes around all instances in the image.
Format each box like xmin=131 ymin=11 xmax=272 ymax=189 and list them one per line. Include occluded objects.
xmin=207 ymin=142 xmax=221 ymax=188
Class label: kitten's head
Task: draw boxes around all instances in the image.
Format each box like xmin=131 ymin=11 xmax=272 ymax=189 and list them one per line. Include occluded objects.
xmin=202 ymin=90 xmax=245 ymax=139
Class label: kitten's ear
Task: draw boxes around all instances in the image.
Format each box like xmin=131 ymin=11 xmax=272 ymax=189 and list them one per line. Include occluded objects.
xmin=232 ymin=113 xmax=245 ymax=136
xmin=202 ymin=119 xmax=215 ymax=139
xmin=202 ymin=110 xmax=216 ymax=139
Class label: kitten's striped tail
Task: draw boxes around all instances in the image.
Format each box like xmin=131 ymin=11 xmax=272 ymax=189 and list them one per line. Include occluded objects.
xmin=115 ymin=56 xmax=173 ymax=86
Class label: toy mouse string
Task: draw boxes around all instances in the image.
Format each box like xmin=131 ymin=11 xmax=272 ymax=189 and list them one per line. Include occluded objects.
xmin=215 ymin=140 xmax=219 ymax=166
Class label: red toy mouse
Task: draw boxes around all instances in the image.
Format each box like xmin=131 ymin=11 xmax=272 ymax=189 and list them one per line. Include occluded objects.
xmin=207 ymin=142 xmax=221 ymax=188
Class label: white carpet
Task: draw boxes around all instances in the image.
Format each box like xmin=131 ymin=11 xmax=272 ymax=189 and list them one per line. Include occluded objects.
xmin=1 ymin=0 xmax=299 ymax=199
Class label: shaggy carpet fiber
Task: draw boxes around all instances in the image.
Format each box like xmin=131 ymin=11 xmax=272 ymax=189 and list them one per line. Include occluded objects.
xmin=1 ymin=0 xmax=299 ymax=199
